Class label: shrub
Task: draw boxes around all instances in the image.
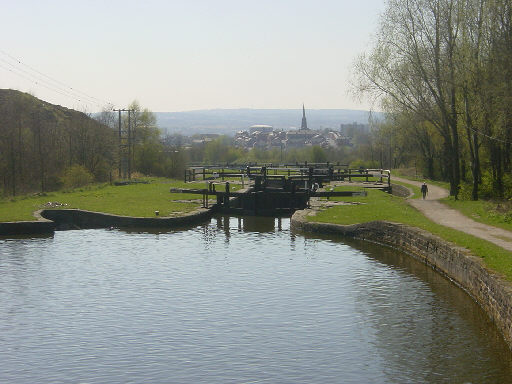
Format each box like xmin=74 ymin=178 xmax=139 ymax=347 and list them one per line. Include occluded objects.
xmin=61 ymin=165 xmax=94 ymax=189
xmin=350 ymin=159 xmax=380 ymax=169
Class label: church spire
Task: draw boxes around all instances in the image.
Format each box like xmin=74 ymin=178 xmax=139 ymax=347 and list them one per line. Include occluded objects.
xmin=301 ymin=103 xmax=308 ymax=130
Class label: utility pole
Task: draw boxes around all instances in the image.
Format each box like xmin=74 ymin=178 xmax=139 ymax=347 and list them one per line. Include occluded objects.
xmin=128 ymin=110 xmax=131 ymax=179
xmin=117 ymin=109 xmax=121 ymax=178
xmin=113 ymin=108 xmax=135 ymax=180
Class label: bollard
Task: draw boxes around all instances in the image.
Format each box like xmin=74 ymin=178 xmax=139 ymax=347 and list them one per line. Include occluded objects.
xmin=224 ymin=182 xmax=230 ymax=208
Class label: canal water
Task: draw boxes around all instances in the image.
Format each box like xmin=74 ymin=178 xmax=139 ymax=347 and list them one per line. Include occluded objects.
xmin=1 ymin=216 xmax=511 ymax=383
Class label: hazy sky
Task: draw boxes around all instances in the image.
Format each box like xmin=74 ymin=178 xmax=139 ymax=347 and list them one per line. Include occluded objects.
xmin=1 ymin=0 xmax=385 ymax=112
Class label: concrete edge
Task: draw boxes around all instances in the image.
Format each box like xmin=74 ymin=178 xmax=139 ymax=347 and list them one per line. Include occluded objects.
xmin=291 ymin=208 xmax=512 ymax=350
xmin=0 ymin=212 xmax=56 ymax=236
xmin=0 ymin=207 xmax=213 ymax=235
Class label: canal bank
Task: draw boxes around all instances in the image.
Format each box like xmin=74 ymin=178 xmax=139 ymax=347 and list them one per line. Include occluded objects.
xmin=3 ymin=218 xmax=510 ymax=382
xmin=291 ymin=208 xmax=512 ymax=350
xmin=0 ymin=208 xmax=212 ymax=235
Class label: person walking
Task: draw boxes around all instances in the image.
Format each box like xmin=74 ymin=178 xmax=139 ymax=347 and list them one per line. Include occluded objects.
xmin=421 ymin=182 xmax=428 ymax=200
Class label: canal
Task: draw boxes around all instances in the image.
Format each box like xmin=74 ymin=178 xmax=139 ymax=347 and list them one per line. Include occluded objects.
xmin=1 ymin=216 xmax=511 ymax=383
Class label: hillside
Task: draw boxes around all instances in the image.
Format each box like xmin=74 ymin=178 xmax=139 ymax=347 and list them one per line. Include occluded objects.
xmin=0 ymin=89 xmax=115 ymax=195
xmin=155 ymin=109 xmax=381 ymax=135
xmin=0 ymin=89 xmax=95 ymax=123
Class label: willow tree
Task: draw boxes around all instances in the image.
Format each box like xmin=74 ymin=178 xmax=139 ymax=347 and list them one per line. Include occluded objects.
xmin=355 ymin=0 xmax=463 ymax=195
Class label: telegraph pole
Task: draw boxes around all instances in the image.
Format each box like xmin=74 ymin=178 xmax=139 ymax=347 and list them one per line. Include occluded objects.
xmin=113 ymin=108 xmax=135 ymax=179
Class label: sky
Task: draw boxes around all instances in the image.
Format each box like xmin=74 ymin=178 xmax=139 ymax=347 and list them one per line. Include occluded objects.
xmin=1 ymin=0 xmax=386 ymax=112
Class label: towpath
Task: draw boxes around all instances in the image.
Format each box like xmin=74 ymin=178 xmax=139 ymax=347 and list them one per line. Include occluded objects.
xmin=393 ymin=177 xmax=512 ymax=252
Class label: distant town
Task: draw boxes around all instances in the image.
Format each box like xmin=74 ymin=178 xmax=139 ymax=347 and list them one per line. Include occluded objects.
xmin=162 ymin=106 xmax=370 ymax=150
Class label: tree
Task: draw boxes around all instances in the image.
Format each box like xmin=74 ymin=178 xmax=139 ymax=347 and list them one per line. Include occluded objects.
xmin=355 ymin=0 xmax=463 ymax=195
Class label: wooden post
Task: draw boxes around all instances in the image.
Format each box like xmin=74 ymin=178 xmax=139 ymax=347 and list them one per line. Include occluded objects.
xmin=225 ymin=182 xmax=230 ymax=208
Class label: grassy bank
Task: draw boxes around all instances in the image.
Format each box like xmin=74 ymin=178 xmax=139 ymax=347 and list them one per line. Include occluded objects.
xmin=442 ymin=198 xmax=512 ymax=232
xmin=310 ymin=187 xmax=512 ymax=281
xmin=392 ymin=169 xmax=451 ymax=190
xmin=0 ymin=178 xmax=240 ymax=222
xmin=392 ymin=173 xmax=512 ymax=233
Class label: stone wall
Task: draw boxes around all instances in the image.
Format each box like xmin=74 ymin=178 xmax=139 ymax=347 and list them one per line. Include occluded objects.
xmin=0 ymin=220 xmax=55 ymax=235
xmin=390 ymin=183 xmax=412 ymax=197
xmin=0 ymin=208 xmax=212 ymax=235
xmin=40 ymin=208 xmax=212 ymax=230
xmin=291 ymin=209 xmax=512 ymax=350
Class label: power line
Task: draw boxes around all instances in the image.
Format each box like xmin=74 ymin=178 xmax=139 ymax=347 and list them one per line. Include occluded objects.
xmin=0 ymin=57 xmax=95 ymax=105
xmin=0 ymin=49 xmax=114 ymax=109
xmin=467 ymin=125 xmax=512 ymax=145
xmin=0 ymin=61 xmax=90 ymax=103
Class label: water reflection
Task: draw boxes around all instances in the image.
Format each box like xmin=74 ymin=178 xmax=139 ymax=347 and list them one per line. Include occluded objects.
xmin=0 ymin=217 xmax=511 ymax=383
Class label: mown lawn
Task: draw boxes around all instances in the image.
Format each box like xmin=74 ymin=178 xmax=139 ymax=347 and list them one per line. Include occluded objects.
xmin=0 ymin=178 xmax=240 ymax=221
xmin=311 ymin=187 xmax=512 ymax=281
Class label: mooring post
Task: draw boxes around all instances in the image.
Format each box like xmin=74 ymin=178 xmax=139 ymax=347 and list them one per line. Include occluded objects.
xmin=224 ymin=181 xmax=230 ymax=208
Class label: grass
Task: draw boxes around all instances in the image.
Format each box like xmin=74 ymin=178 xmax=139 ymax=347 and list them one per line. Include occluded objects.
xmin=442 ymin=197 xmax=512 ymax=232
xmin=311 ymin=187 xmax=512 ymax=281
xmin=0 ymin=178 xmax=241 ymax=221
xmin=393 ymin=174 xmax=512 ymax=232
xmin=391 ymin=179 xmax=421 ymax=199
xmin=392 ymin=169 xmax=451 ymax=190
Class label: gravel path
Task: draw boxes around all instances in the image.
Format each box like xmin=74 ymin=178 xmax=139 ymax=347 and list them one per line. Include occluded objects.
xmin=393 ymin=176 xmax=512 ymax=251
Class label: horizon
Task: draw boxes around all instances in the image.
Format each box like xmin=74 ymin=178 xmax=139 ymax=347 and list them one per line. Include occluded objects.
xmin=1 ymin=1 xmax=386 ymax=113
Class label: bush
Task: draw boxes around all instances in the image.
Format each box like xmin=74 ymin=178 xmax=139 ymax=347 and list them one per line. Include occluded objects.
xmin=61 ymin=165 xmax=94 ymax=189
xmin=350 ymin=159 xmax=380 ymax=169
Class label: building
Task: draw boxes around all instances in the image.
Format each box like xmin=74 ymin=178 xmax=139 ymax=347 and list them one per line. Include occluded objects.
xmin=249 ymin=124 xmax=273 ymax=134
xmin=301 ymin=104 xmax=308 ymax=130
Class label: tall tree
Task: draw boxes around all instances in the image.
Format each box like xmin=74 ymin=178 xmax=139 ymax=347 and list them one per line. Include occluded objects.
xmin=355 ymin=0 xmax=464 ymax=195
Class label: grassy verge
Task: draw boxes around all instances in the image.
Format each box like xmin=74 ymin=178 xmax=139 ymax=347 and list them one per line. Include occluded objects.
xmin=311 ymin=187 xmax=512 ymax=281
xmin=393 ymin=174 xmax=512 ymax=232
xmin=392 ymin=169 xmax=451 ymax=190
xmin=442 ymin=197 xmax=512 ymax=232
xmin=0 ymin=178 xmax=240 ymax=221
xmin=391 ymin=180 xmax=420 ymax=199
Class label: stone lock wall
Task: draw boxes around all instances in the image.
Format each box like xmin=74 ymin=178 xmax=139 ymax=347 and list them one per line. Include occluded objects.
xmin=291 ymin=209 xmax=512 ymax=350
xmin=0 ymin=208 xmax=213 ymax=235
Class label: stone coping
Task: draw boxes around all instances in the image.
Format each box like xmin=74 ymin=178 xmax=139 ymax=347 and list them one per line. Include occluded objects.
xmin=0 ymin=208 xmax=212 ymax=235
xmin=390 ymin=183 xmax=413 ymax=197
xmin=291 ymin=208 xmax=512 ymax=350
